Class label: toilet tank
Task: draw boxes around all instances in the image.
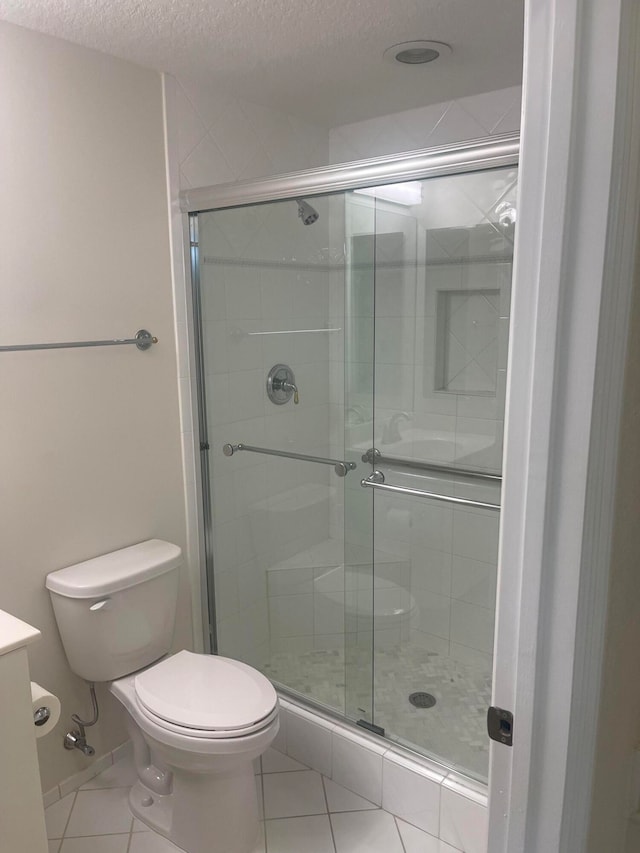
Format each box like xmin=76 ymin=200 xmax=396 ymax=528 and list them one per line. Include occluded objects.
xmin=46 ymin=540 xmax=181 ymax=682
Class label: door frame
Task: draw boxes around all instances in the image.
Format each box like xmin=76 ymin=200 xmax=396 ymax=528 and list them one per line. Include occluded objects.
xmin=490 ymin=0 xmax=640 ymax=850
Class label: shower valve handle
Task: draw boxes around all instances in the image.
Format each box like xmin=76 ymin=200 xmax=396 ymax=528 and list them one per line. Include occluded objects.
xmin=284 ymin=381 xmax=299 ymax=404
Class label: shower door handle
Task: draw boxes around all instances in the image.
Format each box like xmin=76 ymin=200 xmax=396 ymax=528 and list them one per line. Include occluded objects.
xmin=223 ymin=442 xmax=357 ymax=477
xmin=360 ymin=471 xmax=500 ymax=510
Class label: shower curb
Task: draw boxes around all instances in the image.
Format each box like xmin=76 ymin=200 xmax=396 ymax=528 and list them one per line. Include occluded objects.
xmin=278 ymin=695 xmax=489 ymax=851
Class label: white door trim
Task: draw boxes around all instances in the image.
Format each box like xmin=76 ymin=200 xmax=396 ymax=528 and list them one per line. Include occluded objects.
xmin=490 ymin=0 xmax=640 ymax=850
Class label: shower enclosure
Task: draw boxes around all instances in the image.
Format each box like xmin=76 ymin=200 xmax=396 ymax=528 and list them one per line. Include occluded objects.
xmin=188 ymin=136 xmax=518 ymax=782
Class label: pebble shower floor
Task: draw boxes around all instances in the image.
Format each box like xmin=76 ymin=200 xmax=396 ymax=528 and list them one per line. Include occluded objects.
xmin=264 ymin=642 xmax=491 ymax=779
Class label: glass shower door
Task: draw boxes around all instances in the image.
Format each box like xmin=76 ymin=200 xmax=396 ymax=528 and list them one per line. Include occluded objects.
xmin=193 ymin=159 xmax=516 ymax=783
xmin=195 ymin=190 xmax=376 ymax=723
xmin=347 ymin=169 xmax=516 ymax=781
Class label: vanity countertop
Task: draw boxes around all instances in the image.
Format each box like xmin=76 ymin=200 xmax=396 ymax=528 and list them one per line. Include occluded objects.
xmin=0 ymin=609 xmax=40 ymax=656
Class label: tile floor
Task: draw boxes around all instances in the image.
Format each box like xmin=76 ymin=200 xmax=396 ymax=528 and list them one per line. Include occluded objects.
xmin=45 ymin=747 xmax=462 ymax=853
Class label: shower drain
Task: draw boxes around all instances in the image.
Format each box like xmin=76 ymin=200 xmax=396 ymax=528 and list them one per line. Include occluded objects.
xmin=408 ymin=692 xmax=437 ymax=709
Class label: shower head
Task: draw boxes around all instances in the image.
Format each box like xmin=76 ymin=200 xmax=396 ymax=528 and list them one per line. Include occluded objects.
xmin=296 ymin=198 xmax=319 ymax=226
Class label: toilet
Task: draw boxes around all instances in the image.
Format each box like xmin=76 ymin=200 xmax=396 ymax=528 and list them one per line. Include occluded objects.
xmin=45 ymin=539 xmax=278 ymax=853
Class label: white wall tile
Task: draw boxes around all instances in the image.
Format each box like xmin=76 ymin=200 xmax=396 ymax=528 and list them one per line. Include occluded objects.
xmin=382 ymin=753 xmax=442 ymax=836
xmin=440 ymin=783 xmax=488 ymax=853
xmin=272 ymin=702 xmax=288 ymax=753
xmin=411 ymin=548 xmax=452 ymax=597
xmin=286 ymin=709 xmax=334 ymax=777
xmin=331 ymin=730 xmax=385 ymax=806
xmin=450 ymin=601 xmax=495 ymax=655
xmin=456 ymin=87 xmax=521 ymax=135
xmin=314 ymin=590 xmax=345 ymax=635
xmin=451 ymin=556 xmax=497 ymax=609
xmin=261 ymin=747 xmax=308 ymax=774
xmin=269 ymin=594 xmax=314 ymax=638
xmin=43 ymin=787 xmax=61 ymax=810
xmin=452 ymin=511 xmax=499 ymax=563
xmin=323 ymin=777 xmax=378 ymax=812
xmin=449 ymin=642 xmax=492 ymax=675
xmin=411 ymin=589 xmax=451 ymax=640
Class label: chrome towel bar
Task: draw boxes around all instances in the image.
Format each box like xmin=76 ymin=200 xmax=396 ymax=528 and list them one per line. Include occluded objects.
xmin=361 ymin=447 xmax=501 ymax=482
xmin=360 ymin=470 xmax=500 ymax=510
xmin=223 ymin=443 xmax=357 ymax=477
xmin=0 ymin=329 xmax=157 ymax=353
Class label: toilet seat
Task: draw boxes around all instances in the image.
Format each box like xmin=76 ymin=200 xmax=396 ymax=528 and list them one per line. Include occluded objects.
xmin=134 ymin=650 xmax=278 ymax=739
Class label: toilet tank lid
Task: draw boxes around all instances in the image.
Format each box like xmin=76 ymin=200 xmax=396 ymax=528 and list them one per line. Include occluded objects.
xmin=45 ymin=540 xmax=182 ymax=599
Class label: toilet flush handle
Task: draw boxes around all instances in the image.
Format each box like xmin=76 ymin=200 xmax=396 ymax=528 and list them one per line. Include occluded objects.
xmin=89 ymin=598 xmax=111 ymax=612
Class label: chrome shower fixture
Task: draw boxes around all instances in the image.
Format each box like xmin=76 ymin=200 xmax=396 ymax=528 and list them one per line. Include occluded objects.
xmin=296 ymin=198 xmax=319 ymax=225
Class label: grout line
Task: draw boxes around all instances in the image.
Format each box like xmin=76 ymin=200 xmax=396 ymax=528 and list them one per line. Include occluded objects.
xmin=260 ymin=765 xmax=268 ymax=853
xmin=321 ymin=775 xmax=338 ymax=852
xmin=393 ymin=815 xmax=408 ymax=852
xmin=125 ymin=815 xmax=134 ymax=853
xmin=263 ymin=811 xmax=329 ymax=821
xmin=58 ymin=831 xmax=133 ymax=840
xmin=59 ymin=790 xmax=78 ymax=840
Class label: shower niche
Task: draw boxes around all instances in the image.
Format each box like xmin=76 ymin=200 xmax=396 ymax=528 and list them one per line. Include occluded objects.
xmin=434 ymin=288 xmax=501 ymax=396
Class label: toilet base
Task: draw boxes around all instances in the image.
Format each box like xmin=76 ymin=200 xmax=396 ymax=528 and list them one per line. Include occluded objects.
xmin=129 ymin=764 xmax=261 ymax=853
xmin=129 ymin=781 xmax=174 ymax=841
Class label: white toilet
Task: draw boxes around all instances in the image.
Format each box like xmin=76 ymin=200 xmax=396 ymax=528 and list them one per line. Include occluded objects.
xmin=46 ymin=539 xmax=278 ymax=853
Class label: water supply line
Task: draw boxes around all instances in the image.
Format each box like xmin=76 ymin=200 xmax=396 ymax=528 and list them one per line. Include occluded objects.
xmin=64 ymin=683 xmax=99 ymax=756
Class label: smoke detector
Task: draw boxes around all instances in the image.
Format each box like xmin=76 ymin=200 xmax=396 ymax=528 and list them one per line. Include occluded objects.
xmin=383 ymin=41 xmax=452 ymax=66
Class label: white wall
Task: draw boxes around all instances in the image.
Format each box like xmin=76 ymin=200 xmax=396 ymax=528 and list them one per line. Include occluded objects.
xmin=0 ymin=22 xmax=190 ymax=792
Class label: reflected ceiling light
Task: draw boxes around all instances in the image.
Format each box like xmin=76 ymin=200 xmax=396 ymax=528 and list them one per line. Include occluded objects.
xmin=354 ymin=182 xmax=423 ymax=207
xmin=383 ymin=40 xmax=452 ymax=66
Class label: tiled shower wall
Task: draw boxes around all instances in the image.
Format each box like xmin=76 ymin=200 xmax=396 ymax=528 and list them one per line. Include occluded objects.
xmin=164 ymin=75 xmax=521 ymax=665
xmin=328 ymin=87 xmax=521 ymax=164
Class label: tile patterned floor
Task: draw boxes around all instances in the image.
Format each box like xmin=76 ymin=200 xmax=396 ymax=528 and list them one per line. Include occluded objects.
xmin=264 ymin=642 xmax=491 ymax=779
xmin=45 ymin=748 xmax=461 ymax=853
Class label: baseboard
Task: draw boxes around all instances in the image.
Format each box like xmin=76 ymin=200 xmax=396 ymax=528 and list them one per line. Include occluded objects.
xmin=42 ymin=740 xmax=132 ymax=808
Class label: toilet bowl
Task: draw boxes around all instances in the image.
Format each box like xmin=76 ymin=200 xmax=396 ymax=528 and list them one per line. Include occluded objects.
xmin=112 ymin=651 xmax=278 ymax=853
xmin=45 ymin=540 xmax=278 ymax=853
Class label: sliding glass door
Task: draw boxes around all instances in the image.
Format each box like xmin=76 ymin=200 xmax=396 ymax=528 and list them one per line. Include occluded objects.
xmin=192 ymin=158 xmax=516 ymax=782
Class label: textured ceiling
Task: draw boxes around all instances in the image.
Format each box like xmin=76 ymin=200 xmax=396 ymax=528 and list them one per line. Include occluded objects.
xmin=0 ymin=0 xmax=524 ymax=126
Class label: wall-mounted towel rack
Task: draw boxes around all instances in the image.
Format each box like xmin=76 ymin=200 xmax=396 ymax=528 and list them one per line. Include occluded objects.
xmin=0 ymin=329 xmax=157 ymax=353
